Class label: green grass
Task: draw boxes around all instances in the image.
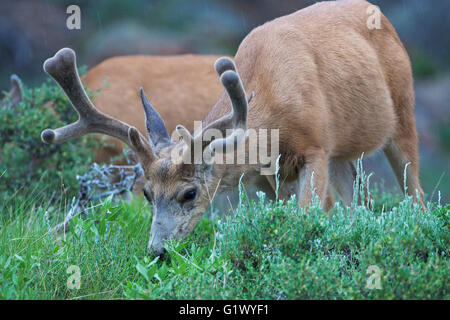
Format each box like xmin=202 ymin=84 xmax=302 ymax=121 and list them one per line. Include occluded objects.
xmin=0 ymin=181 xmax=448 ymax=300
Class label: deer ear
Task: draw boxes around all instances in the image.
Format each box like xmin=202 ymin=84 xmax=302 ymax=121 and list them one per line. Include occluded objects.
xmin=140 ymin=88 xmax=170 ymax=146
xmin=10 ymin=74 xmax=24 ymax=106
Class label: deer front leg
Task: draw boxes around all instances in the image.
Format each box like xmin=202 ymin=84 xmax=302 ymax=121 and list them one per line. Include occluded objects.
xmin=328 ymin=159 xmax=356 ymax=206
xmin=265 ymin=174 xmax=335 ymax=210
xmin=265 ymin=175 xmax=298 ymax=201
xmin=297 ymin=149 xmax=329 ymax=208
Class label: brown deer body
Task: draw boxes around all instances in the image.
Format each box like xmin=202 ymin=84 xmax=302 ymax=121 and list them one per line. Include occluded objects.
xmin=85 ymin=55 xmax=335 ymax=205
xmin=42 ymin=0 xmax=424 ymax=255
xmin=204 ymin=0 xmax=424 ymax=208
xmin=84 ymin=54 xmax=223 ymax=164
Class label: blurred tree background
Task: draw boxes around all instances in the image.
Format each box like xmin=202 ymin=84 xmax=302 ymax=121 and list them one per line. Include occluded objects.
xmin=0 ymin=0 xmax=448 ymax=201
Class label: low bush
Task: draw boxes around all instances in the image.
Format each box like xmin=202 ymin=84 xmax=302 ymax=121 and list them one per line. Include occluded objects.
xmin=1 ymin=182 xmax=446 ymax=299
xmin=125 ymin=191 xmax=448 ymax=299
xmin=0 ymin=73 xmax=97 ymax=203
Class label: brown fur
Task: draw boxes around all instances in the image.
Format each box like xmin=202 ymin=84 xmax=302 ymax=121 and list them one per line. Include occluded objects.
xmin=140 ymin=0 xmax=426 ymax=255
xmin=43 ymin=0 xmax=426 ymax=255
xmin=84 ymin=54 xmax=223 ymax=163
xmin=138 ymin=0 xmax=425 ymax=253
xmin=204 ymin=0 xmax=424 ymax=209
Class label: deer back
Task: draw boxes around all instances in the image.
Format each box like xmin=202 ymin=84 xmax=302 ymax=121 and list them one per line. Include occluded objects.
xmin=84 ymin=54 xmax=223 ymax=164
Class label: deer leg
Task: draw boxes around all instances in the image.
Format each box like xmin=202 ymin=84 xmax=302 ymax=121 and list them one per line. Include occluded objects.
xmin=297 ymin=149 xmax=329 ymax=208
xmin=328 ymin=159 xmax=356 ymax=206
xmin=265 ymin=175 xmax=297 ymax=201
xmin=265 ymin=158 xmax=334 ymax=209
xmin=383 ymin=138 xmax=425 ymax=209
xmin=323 ymin=188 xmax=335 ymax=211
xmin=329 ymin=159 xmax=376 ymax=208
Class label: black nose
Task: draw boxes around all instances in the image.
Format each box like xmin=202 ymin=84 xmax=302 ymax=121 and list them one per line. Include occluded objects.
xmin=148 ymin=246 xmax=166 ymax=258
xmin=156 ymin=248 xmax=166 ymax=257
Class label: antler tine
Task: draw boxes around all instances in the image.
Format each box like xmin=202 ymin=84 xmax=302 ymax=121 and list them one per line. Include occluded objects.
xmin=219 ymin=69 xmax=248 ymax=129
xmin=214 ymin=57 xmax=236 ymax=76
xmin=43 ymin=48 xmax=97 ymax=120
xmin=207 ymin=68 xmax=248 ymax=153
xmin=175 ymin=57 xmax=248 ymax=163
xmin=41 ymin=48 xmax=155 ymax=161
xmin=176 ymin=125 xmax=194 ymax=145
xmin=207 ymin=58 xmax=248 ymax=134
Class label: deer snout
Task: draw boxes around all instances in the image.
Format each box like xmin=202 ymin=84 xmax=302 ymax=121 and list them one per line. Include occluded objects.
xmin=148 ymin=242 xmax=166 ymax=257
xmin=147 ymin=210 xmax=176 ymax=255
xmin=147 ymin=227 xmax=169 ymax=256
xmin=147 ymin=230 xmax=168 ymax=256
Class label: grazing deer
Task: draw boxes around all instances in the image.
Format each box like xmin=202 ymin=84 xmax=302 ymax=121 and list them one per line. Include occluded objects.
xmin=81 ymin=56 xmax=336 ymax=206
xmin=83 ymin=54 xmax=224 ymax=164
xmin=42 ymin=0 xmax=425 ymax=255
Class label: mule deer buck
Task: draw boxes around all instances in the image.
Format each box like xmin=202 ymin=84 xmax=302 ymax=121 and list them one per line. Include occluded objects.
xmin=71 ymin=55 xmax=335 ymax=205
xmin=42 ymin=0 xmax=425 ymax=255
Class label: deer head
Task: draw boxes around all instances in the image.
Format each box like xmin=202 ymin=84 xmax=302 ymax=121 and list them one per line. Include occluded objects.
xmin=41 ymin=48 xmax=249 ymax=255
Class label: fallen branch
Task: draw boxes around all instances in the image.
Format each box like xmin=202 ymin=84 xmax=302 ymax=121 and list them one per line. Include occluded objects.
xmin=53 ymin=152 xmax=143 ymax=233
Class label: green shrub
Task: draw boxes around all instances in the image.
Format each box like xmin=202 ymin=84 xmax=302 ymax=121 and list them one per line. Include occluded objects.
xmin=0 ymin=194 xmax=151 ymax=299
xmin=438 ymin=124 xmax=450 ymax=153
xmin=0 ymin=153 xmax=448 ymax=299
xmin=0 ymin=74 xmax=97 ymax=202
xmin=0 ymin=185 xmax=447 ymax=299
xmin=123 ymin=188 xmax=448 ymax=299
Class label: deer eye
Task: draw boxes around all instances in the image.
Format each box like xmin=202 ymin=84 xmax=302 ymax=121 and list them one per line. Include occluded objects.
xmin=178 ymin=188 xmax=197 ymax=204
xmin=142 ymin=189 xmax=152 ymax=203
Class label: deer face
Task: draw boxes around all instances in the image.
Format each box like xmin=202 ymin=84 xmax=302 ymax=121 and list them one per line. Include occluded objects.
xmin=143 ymin=164 xmax=214 ymax=254
xmin=137 ymin=64 xmax=248 ymax=254
xmin=40 ymin=48 xmax=248 ymax=255
xmin=142 ymin=155 xmax=215 ymax=255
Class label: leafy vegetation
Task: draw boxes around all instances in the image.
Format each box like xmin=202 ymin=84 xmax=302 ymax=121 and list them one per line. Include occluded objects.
xmin=0 ymin=80 xmax=447 ymax=299
xmin=0 ymin=179 xmax=448 ymax=299
xmin=0 ymin=71 xmax=97 ymax=202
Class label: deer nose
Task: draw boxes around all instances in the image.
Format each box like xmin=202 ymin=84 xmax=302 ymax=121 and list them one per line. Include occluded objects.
xmin=148 ymin=241 xmax=166 ymax=257
xmin=154 ymin=247 xmax=166 ymax=257
xmin=147 ymin=231 xmax=167 ymax=256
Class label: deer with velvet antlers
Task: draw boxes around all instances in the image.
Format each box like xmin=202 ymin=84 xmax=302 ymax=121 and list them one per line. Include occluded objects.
xmin=42 ymin=0 xmax=425 ymax=255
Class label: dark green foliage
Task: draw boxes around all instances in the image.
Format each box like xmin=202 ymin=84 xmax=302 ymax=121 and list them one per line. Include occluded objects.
xmin=0 ymin=142 xmax=448 ymax=299
xmin=0 ymin=75 xmax=97 ymax=202
xmin=0 ymin=195 xmax=151 ymax=299
xmin=124 ymin=190 xmax=448 ymax=300
xmin=0 ymin=187 xmax=448 ymax=299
